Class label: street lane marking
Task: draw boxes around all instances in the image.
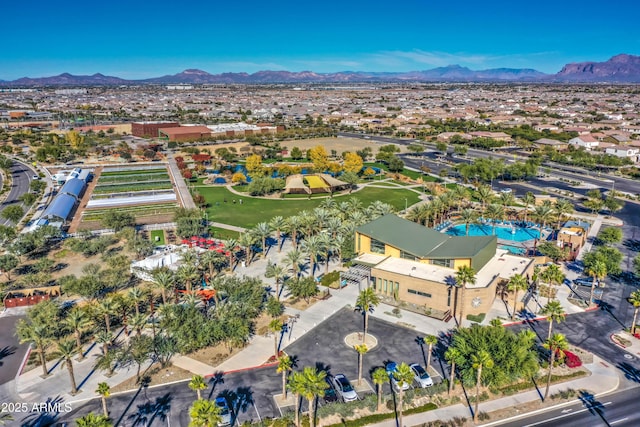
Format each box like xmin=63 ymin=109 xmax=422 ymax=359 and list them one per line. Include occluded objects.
xmin=523 ymin=401 xmax=613 ymax=427
xmin=610 ymin=418 xmax=628 ymax=425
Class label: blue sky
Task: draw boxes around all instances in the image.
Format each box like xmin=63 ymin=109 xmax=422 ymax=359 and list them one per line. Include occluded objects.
xmin=1 ymin=0 xmax=638 ymax=80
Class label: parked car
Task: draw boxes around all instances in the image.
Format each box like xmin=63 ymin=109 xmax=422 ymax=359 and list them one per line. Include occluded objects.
xmin=215 ymin=397 xmax=232 ymax=426
xmin=332 ymin=374 xmax=358 ymax=402
xmin=410 ymin=363 xmax=434 ymax=388
xmin=32 ymin=175 xmax=40 ymax=180
xmin=386 ymin=362 xmax=410 ymax=392
xmin=574 ymin=278 xmax=600 ymax=287
xmin=323 ymin=376 xmax=338 ymax=403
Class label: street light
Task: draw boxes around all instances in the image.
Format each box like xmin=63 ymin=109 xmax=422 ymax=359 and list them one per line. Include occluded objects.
xmin=404 ymin=198 xmax=408 ymax=213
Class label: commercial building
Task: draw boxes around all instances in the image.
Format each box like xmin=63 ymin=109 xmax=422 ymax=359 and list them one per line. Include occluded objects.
xmin=351 ymin=214 xmax=534 ymax=320
xmin=131 ymin=121 xmax=180 ymax=138
xmin=158 ymin=126 xmax=212 ymax=142
xmin=557 ymin=220 xmax=590 ymax=260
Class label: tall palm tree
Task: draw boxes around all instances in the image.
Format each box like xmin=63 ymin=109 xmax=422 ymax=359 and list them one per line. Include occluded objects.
xmin=95 ymin=330 xmax=113 ymax=356
xmin=372 ymin=367 xmax=388 ymax=412
xmin=188 ymin=375 xmax=208 ymax=400
xmin=288 ymin=371 xmax=305 ymax=427
xmin=177 ymin=263 xmax=200 ymax=293
xmin=355 ymin=288 xmax=381 ymax=343
xmin=471 ymin=350 xmax=494 ymax=423
xmin=522 ymin=191 xmax=536 ymax=223
xmin=354 ymin=344 xmax=368 ymax=386
xmin=506 ymin=274 xmax=528 ymax=320
xmin=285 ymin=248 xmax=304 ymax=279
xmin=128 ymin=286 xmax=146 ymax=316
xmin=96 ymin=297 xmax=117 ymax=334
xmin=238 ymin=232 xmax=256 ymax=266
xmin=16 ymin=322 xmax=51 ymax=377
xmin=541 ymin=300 xmax=566 ymax=340
xmin=485 ymin=204 xmax=504 ymax=235
xmin=75 ymin=413 xmax=112 ymax=427
xmin=189 ymin=399 xmax=222 ymax=427
xmin=460 ymin=208 xmax=477 ymax=236
xmin=553 ymin=199 xmax=574 ymax=232
xmin=393 ymin=362 xmax=414 ymax=427
xmin=317 ymin=233 xmax=334 ymax=274
xmin=422 ymin=335 xmax=438 ymax=374
xmin=499 ymin=191 xmax=515 ymax=210
xmin=265 ymin=263 xmax=287 ymax=301
xmin=55 ymin=339 xmax=79 ymax=394
xmin=269 ymin=318 xmax=283 ymax=359
xmin=269 ymin=216 xmax=287 ymax=252
xmin=325 ymin=217 xmax=343 ymax=239
xmin=277 ymin=355 xmax=293 ymax=399
xmin=152 ymin=269 xmax=175 ymax=305
xmin=540 ymin=264 xmax=565 ymax=304
xmin=476 ymin=184 xmax=493 ymax=210
xmin=62 ymin=308 xmax=91 ymax=360
xmin=299 ymin=366 xmax=328 ymax=427
xmin=128 ymin=313 xmax=148 ymax=336
xmin=406 ymin=203 xmax=430 ymax=226
xmin=444 ymin=347 xmax=461 ymax=395
xmin=628 ymin=290 xmax=640 ymax=335
xmin=223 ymin=238 xmax=238 ymax=270
xmin=96 ymin=382 xmax=111 ymax=418
xmin=585 ymin=259 xmax=607 ymax=307
xmin=301 ymin=234 xmax=324 ymax=277
xmin=455 ymin=265 xmax=477 ymax=327
xmin=286 ymin=215 xmax=303 ymax=249
xmin=253 ymin=222 xmax=272 ymax=258
xmin=543 ymin=333 xmax=569 ymax=401
xmin=533 ymin=203 xmax=554 ymax=242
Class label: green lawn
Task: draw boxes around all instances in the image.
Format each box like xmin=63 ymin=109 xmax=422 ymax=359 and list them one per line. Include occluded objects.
xmin=150 ymin=230 xmax=166 ymax=246
xmin=209 ymin=226 xmax=241 ymax=240
xmin=198 ymin=186 xmax=422 ymax=228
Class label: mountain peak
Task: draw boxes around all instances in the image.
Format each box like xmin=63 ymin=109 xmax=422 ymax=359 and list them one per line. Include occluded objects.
xmin=181 ymin=69 xmax=211 ymax=75
xmin=556 ymin=53 xmax=640 ymax=82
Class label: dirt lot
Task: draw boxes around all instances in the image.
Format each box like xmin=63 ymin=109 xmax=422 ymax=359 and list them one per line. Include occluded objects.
xmin=110 ymin=364 xmax=194 ymax=393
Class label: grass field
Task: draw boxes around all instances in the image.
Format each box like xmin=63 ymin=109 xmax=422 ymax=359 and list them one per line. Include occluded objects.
xmin=101 ymin=167 xmax=167 ymax=176
xmin=209 ymin=226 xmax=241 ymax=240
xmin=150 ymin=230 xmax=166 ymax=246
xmin=198 ymin=185 xmax=422 ymax=228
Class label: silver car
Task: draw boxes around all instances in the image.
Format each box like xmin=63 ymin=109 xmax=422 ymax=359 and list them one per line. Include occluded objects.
xmin=332 ymin=374 xmax=358 ymax=402
xmin=215 ymin=397 xmax=232 ymax=426
xmin=410 ymin=363 xmax=434 ymax=388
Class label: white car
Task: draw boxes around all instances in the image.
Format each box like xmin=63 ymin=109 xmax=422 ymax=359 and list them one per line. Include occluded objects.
xmin=332 ymin=374 xmax=358 ymax=402
xmin=386 ymin=362 xmax=410 ymax=392
xmin=215 ymin=397 xmax=232 ymax=426
xmin=410 ymin=363 xmax=434 ymax=388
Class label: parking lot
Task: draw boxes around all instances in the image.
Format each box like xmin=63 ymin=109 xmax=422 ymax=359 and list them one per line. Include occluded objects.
xmin=52 ymin=307 xmax=446 ymax=426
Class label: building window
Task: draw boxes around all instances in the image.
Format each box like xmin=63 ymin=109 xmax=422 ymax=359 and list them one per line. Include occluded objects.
xmin=383 ymin=279 xmax=388 ymax=293
xmin=370 ymin=238 xmax=385 ymax=254
xmin=447 ymin=287 xmax=452 ymax=307
xmin=431 ymin=258 xmax=453 ymax=268
xmin=408 ymin=289 xmax=432 ymax=298
xmin=371 ymin=277 xmax=377 ymax=291
xmin=400 ymin=251 xmax=417 ymax=261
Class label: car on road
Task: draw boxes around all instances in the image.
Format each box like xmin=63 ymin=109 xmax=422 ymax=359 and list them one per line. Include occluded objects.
xmin=386 ymin=362 xmax=410 ymax=392
xmin=574 ymin=278 xmax=600 ymax=287
xmin=332 ymin=374 xmax=358 ymax=402
xmin=32 ymin=175 xmax=40 ymax=180
xmin=322 ymin=376 xmax=338 ymax=403
xmin=215 ymin=397 xmax=232 ymax=426
xmin=410 ymin=363 xmax=434 ymax=388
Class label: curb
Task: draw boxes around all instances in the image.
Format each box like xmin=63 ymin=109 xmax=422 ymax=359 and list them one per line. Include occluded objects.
xmin=501 ymin=304 xmax=598 ymax=328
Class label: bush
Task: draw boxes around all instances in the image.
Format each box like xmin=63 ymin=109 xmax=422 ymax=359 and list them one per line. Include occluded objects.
xmin=563 ymin=350 xmax=582 ymax=368
xmin=320 ymin=271 xmax=340 ymax=287
xmin=466 ymin=313 xmax=486 ymax=323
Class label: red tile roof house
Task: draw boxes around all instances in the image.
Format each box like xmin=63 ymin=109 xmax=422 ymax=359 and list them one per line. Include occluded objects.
xmin=568 ymin=135 xmax=599 ymax=151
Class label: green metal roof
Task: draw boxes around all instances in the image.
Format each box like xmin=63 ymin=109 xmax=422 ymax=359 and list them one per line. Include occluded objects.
xmin=356 ymin=214 xmax=496 ymax=259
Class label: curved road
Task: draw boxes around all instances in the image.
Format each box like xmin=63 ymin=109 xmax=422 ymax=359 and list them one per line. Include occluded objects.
xmin=0 ymin=160 xmax=36 ymax=226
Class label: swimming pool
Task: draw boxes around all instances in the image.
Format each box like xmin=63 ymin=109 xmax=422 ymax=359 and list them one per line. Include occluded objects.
xmin=446 ymin=224 xmax=540 ymax=242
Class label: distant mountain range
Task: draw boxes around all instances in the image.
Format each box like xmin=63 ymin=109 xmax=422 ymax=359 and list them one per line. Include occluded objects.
xmin=3 ymin=54 xmax=640 ymax=86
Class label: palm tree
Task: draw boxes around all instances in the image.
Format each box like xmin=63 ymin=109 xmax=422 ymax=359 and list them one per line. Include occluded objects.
xmin=285 ymin=248 xmax=304 ymax=279
xmin=128 ymin=313 xmax=148 ymax=336
xmin=95 ymin=330 xmax=114 ymax=356
xmin=16 ymin=322 xmax=51 ymax=377
xmin=585 ymin=259 xmax=607 ymax=307
xmin=422 ymin=335 xmax=438 ymax=374
xmin=318 ymin=233 xmax=334 ymax=274
xmin=628 ymin=290 xmax=640 ymax=335
xmin=301 ymin=234 xmax=324 ymax=276
xmin=471 ymin=350 xmax=494 ymax=422
xmin=55 ymin=339 xmax=79 ymax=394
xmin=543 ymin=333 xmax=569 ymax=401
xmin=269 ymin=318 xmax=283 ymax=359
xmin=286 ymin=216 xmax=303 ymax=249
xmin=355 ymin=288 xmax=380 ymax=343
xmin=533 ymin=203 xmax=554 ymax=243
xmin=354 ymin=344 xmax=368 ymax=386
xmin=444 ymin=347 xmax=461 ymax=395
xmin=96 ymin=298 xmax=117 ymax=334
xmin=269 ymin=216 xmax=287 ymax=252
xmin=460 ymin=208 xmax=477 ymax=236
xmin=265 ymin=263 xmax=287 ymax=301
xmin=188 ymin=375 xmax=207 ymax=401
xmin=128 ymin=286 xmax=146 ymax=316
xmin=522 ymin=192 xmax=536 ymax=223
xmin=177 ymin=263 xmax=200 ymax=293
xmin=372 ymin=367 xmax=388 ymax=412
xmin=152 ymin=269 xmax=175 ymax=305
xmin=223 ymin=238 xmax=238 ymax=270
xmin=253 ymin=222 xmax=272 ymax=258
xmin=541 ymin=300 xmax=566 ymax=340
xmin=540 ymin=264 xmax=565 ymax=304
xmin=485 ymin=204 xmax=504 ymax=235
xmin=0 ymin=414 xmax=13 ymax=426
xmin=62 ymin=308 xmax=91 ymax=360
xmin=238 ymin=232 xmax=256 ymax=266
xmin=189 ymin=399 xmax=222 ymax=427
xmin=499 ymin=191 xmax=515 ymax=210
xmin=75 ymin=413 xmax=112 ymax=427
xmin=96 ymin=382 xmax=111 ymax=418
xmin=277 ymin=355 xmax=293 ymax=399
xmin=476 ymin=184 xmax=493 ymax=210
xmin=455 ymin=265 xmax=477 ymax=327
xmin=299 ymin=366 xmax=328 ymax=427
xmin=288 ymin=371 xmax=305 ymax=427
xmin=506 ymin=274 xmax=528 ymax=320
xmin=554 ymin=199 xmax=574 ymax=232
xmin=393 ymin=362 xmax=414 ymax=427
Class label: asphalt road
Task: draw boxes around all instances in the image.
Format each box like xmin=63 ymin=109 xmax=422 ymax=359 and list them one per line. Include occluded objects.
xmin=0 ymin=160 xmax=36 ymax=226
xmin=496 ymin=387 xmax=640 ymax=427
xmin=0 ymin=312 xmax=29 ymax=386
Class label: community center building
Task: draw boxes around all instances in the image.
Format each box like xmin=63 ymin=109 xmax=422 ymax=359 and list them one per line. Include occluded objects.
xmin=350 ymin=215 xmax=535 ymax=321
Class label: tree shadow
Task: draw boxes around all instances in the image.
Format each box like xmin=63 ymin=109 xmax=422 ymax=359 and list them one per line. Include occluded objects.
xmin=126 ymin=392 xmax=172 ymax=427
xmin=0 ymin=346 xmax=16 ymax=367
xmin=207 ymin=371 xmax=225 ymax=399
xmin=19 ymin=395 xmax=65 ymax=427
xmin=220 ymin=386 xmax=255 ymax=425
xmin=415 ymin=336 xmax=427 ymax=368
xmin=114 ymin=377 xmax=150 ymax=427
xmin=599 ymin=301 xmax=626 ymax=328
xmin=530 ymin=376 xmax=543 ymax=401
xmin=617 ymin=362 xmax=640 ymax=383
xmin=578 ymin=390 xmax=610 ymax=426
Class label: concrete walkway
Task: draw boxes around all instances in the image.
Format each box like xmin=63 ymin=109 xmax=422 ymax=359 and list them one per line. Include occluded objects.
xmin=167 ymin=153 xmax=196 ymax=209
xmin=208 ymin=221 xmax=247 ymax=233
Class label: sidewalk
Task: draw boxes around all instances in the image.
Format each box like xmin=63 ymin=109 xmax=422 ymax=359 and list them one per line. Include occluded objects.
xmin=367 ymin=354 xmax=619 ymax=427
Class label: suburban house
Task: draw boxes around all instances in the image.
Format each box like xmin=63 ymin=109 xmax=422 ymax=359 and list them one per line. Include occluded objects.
xmin=568 ymin=135 xmax=600 ymax=150
xmin=604 ymin=145 xmax=639 ymax=162
xmin=534 ymin=138 xmax=568 ymax=151
xmin=349 ymin=214 xmax=534 ymax=321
